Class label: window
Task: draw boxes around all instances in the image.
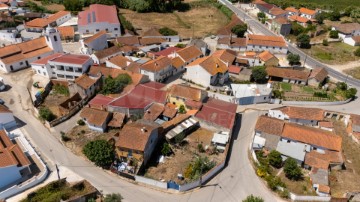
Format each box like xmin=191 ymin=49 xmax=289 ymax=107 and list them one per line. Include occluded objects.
xmin=66 ymin=75 xmax=73 ymax=79
xmin=43 ymin=72 xmax=46 ymax=76
xmin=86 ymin=30 xmax=89 ymax=33
xmin=114 ymin=28 xmax=118 ymax=31
xmin=54 ymin=35 xmax=58 ymax=42
xmin=105 ymin=28 xmax=108 ymax=31
xmin=37 ymin=70 xmax=40 ymax=73
xmin=67 ymin=67 xmax=74 ymax=72
xmin=50 ymin=65 xmax=55 ymax=69
xmin=96 ymin=29 xmax=99 ymax=32
xmin=38 ymin=56 xmax=41 ymax=59
xmin=10 ymin=65 xmax=13 ymax=71
xmin=42 ymin=66 xmax=44 ymax=69
xmin=287 ymin=140 xmax=290 ymax=143
xmin=46 ymin=36 xmax=49 ymax=41
xmin=57 ymin=74 xmax=64 ymax=78
xmin=20 ymin=62 xmax=23 ymax=65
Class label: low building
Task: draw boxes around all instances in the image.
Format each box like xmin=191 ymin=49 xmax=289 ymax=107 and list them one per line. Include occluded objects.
xmin=289 ymin=15 xmax=311 ymax=27
xmin=80 ymin=30 xmax=108 ymax=55
xmin=71 ymin=74 xmax=101 ymax=98
xmin=167 ymin=45 xmax=203 ymax=75
xmin=217 ymin=37 xmax=247 ymax=52
xmin=0 ymin=105 xmax=16 ymax=130
xmin=268 ymin=17 xmax=291 ymax=36
xmin=105 ymin=55 xmax=132 ymax=70
xmin=114 ymin=36 xmax=141 ymax=47
xmin=332 ymin=23 xmax=360 ymax=46
xmin=184 ymin=55 xmax=229 ymax=88
xmin=57 ymin=26 xmax=75 ymax=42
xmin=254 ymin=0 xmax=275 ymax=15
xmin=212 ymin=49 xmax=237 ymax=65
xmin=25 ymin=11 xmax=71 ymax=32
xmin=230 ymin=84 xmax=272 ymax=105
xmin=246 ymin=34 xmax=288 ymax=54
xmin=299 ymin=7 xmax=318 ymax=19
xmin=236 ymin=52 xmax=262 ymax=67
xmin=268 ymin=7 xmax=287 ymax=19
xmin=91 ymin=46 xmax=134 ymax=64
xmin=165 ymin=117 xmax=199 ymax=142
xmin=254 ymin=115 xmax=284 ymax=150
xmin=0 ymin=130 xmax=31 ymax=189
xmin=108 ymin=112 xmax=126 ymax=128
xmin=266 ymin=67 xmax=310 ymax=85
xmin=116 ymin=120 xmax=161 ymax=165
xmin=31 ymin=53 xmax=93 ymax=80
xmin=139 ymin=56 xmax=173 ymax=82
xmin=78 ymin=4 xmax=121 ymax=38
xmin=345 ymin=36 xmax=360 ymax=46
xmin=269 ymin=106 xmax=325 ymax=126
xmin=87 ymin=94 xmax=114 ymax=111
xmin=167 ymin=84 xmax=207 ymax=110
xmin=285 ymin=7 xmax=299 ymax=17
xmin=188 ymin=39 xmax=209 ymax=56
xmin=308 ymin=67 xmax=328 ymax=87
xmin=211 ymin=131 xmax=230 ymax=152
xmin=80 ymin=107 xmax=111 ymax=132
xmin=258 ymin=51 xmax=279 ymax=66
xmin=143 ymin=103 xmax=165 ymax=121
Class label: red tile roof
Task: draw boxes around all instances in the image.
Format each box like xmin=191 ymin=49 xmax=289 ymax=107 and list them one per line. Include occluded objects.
xmin=187 ymin=56 xmax=228 ymax=76
xmin=25 ymin=11 xmax=70 ymax=28
xmin=75 ymin=74 xmax=99 ymax=89
xmin=168 ymin=84 xmax=204 ymax=102
xmin=299 ymin=7 xmax=316 ymax=15
xmin=285 ymin=7 xmax=299 ymax=13
xmin=31 ymin=53 xmax=64 ymax=65
xmin=269 ymin=7 xmax=287 ymax=16
xmin=143 ymin=103 xmax=165 ymax=121
xmin=309 ymin=67 xmax=328 ymax=82
xmin=195 ymin=98 xmax=237 ymax=129
xmin=88 ymin=94 xmax=114 ymax=110
xmin=50 ymin=54 xmax=91 ymax=65
xmin=275 ymin=106 xmax=324 ymax=121
xmin=78 ymin=4 xmax=119 ymax=26
xmin=0 ymin=130 xmax=31 ymax=168
xmin=289 ymin=15 xmax=310 ymax=23
xmin=247 ymin=34 xmax=287 ymax=47
xmin=258 ymin=50 xmax=276 ymax=62
xmin=80 ymin=107 xmax=110 ymax=126
xmin=212 ymin=49 xmax=236 ymax=64
xmin=108 ymin=112 xmax=125 ymax=128
xmin=155 ymin=47 xmax=181 ymax=57
xmin=0 ymin=105 xmax=11 ymax=113
xmin=140 ymin=56 xmax=172 ymax=72
xmin=84 ymin=30 xmax=107 ymax=44
xmin=267 ymin=67 xmax=310 ymax=81
xmin=176 ymin=45 xmax=202 ymax=63
xmin=228 ymin=65 xmax=241 ymax=74
xmin=255 ymin=115 xmax=285 ymax=136
xmin=115 ymin=36 xmax=140 ymax=46
xmin=57 ymin=26 xmax=75 ymax=39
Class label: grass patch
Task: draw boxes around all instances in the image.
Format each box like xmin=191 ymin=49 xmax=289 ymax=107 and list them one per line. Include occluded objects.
xmin=278 ymin=172 xmax=317 ymax=196
xmin=173 ymin=12 xmax=191 ymax=29
xmin=344 ymin=66 xmax=360 ymax=80
xmin=302 ymin=86 xmax=315 ymax=93
xmin=53 ymin=84 xmax=69 ymax=96
xmin=280 ymin=83 xmax=292 ymax=91
xmin=315 ymin=52 xmax=333 ymax=60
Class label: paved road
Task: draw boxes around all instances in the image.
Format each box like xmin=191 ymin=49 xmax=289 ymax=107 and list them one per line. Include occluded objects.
xmin=220 ymin=0 xmax=360 ymax=88
xmin=0 ymin=70 xmax=282 ymax=202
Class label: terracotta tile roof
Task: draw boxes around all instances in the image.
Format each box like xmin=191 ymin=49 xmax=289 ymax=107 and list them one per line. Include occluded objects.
xmin=115 ymin=36 xmax=140 ymax=46
xmin=258 ymin=50 xmax=275 ymax=62
xmin=142 ymin=27 xmax=162 ymax=37
xmin=318 ymin=185 xmax=330 ymax=194
xmin=139 ymin=37 xmax=166 ymax=45
xmin=57 ymin=26 xmax=75 ymax=39
xmin=75 ymin=74 xmax=99 ymax=89
xmin=161 ymin=114 xmax=190 ymax=131
xmin=267 ymin=67 xmax=310 ymax=81
xmin=187 ymin=56 xmax=228 ymax=76
xmin=247 ymin=34 xmax=287 ymax=47
xmin=269 ymin=7 xmax=287 ymax=16
xmin=88 ymin=94 xmax=114 ymax=109
xmin=140 ymin=56 xmax=172 ymax=72
xmin=212 ymin=49 xmax=236 ymax=64
xmin=168 ymin=84 xmax=204 ymax=102
xmin=143 ymin=103 xmax=165 ymax=121
xmin=51 ymin=54 xmax=91 ymax=65
xmin=176 ymin=46 xmax=202 ymax=63
xmin=299 ymin=7 xmax=317 ymax=15
xmin=84 ymin=30 xmax=107 ymax=44
xmin=155 ymin=47 xmax=181 ymax=57
xmin=0 ymin=3 xmax=8 ymax=8
xmin=107 ymin=55 xmax=131 ymax=68
xmin=309 ymin=67 xmax=328 ymax=82
xmin=217 ymin=37 xmax=247 ymax=47
xmin=255 ymin=115 xmax=285 ymax=136
xmin=0 ymin=105 xmax=11 ymax=113
xmin=217 ymin=15 xmax=245 ymax=36
xmin=273 ymin=17 xmax=290 ymax=25
xmin=0 ymin=37 xmax=53 ymax=65
xmin=351 ymin=114 xmax=360 ymax=125
xmin=352 ymin=36 xmax=360 ymax=43
xmin=171 ymin=57 xmax=185 ymax=69
xmin=185 ymin=99 xmax=203 ymax=109
xmin=80 ymin=107 xmax=110 ymax=127
xmin=195 ymin=98 xmax=237 ymax=129
xmin=333 ymin=23 xmax=360 ymax=34
xmin=305 ymin=152 xmax=330 ymax=170
xmin=305 ymin=150 xmax=343 ymax=169
xmin=94 ymin=46 xmax=123 ymax=59
xmin=282 ymin=123 xmax=342 ymax=151
xmin=319 ymin=121 xmax=334 ymax=128
xmin=108 ymin=112 xmax=125 ymax=128
xmin=0 ymin=130 xmax=31 ymax=168
xmin=276 ymin=106 xmax=324 ymax=121
xmin=25 ymin=11 xmax=70 ymax=28
xmin=141 ymin=81 xmax=166 ymax=90
xmin=228 ymin=65 xmax=241 ymax=74
xmin=126 ymin=62 xmax=141 ymax=73
xmin=163 ymin=106 xmax=177 ymax=118
xmin=285 ymin=7 xmax=298 ymax=13
xmin=78 ymin=4 xmax=119 ymax=26
xmin=116 ymin=120 xmax=161 ymax=151
xmin=289 ymin=15 xmax=310 ymax=23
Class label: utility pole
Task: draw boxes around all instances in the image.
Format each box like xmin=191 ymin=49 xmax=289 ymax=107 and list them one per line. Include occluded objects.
xmin=303 ymin=54 xmax=308 ymax=68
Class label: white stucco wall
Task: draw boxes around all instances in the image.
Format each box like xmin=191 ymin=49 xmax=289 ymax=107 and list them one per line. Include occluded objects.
xmin=184 ymin=64 xmax=212 ymax=87
xmin=79 ymin=22 xmax=121 ymax=38
xmin=55 ymin=13 xmax=72 ymax=26
xmin=49 ymin=57 xmax=93 ymax=80
xmin=247 ymin=44 xmax=288 ymax=54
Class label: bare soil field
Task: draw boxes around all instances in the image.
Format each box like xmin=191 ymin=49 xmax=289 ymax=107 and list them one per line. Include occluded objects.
xmin=40 ymin=93 xmax=69 ymax=117
xmin=344 ymin=66 xmax=360 ymax=80
xmin=30 ymin=0 xmax=65 ymax=12
xmin=120 ymin=6 xmax=229 ymax=38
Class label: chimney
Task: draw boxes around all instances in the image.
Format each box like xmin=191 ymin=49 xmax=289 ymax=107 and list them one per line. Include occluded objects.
xmin=141 ymin=127 xmax=147 ymax=133
xmin=216 ymin=63 xmax=219 ymax=68
xmin=226 ymin=62 xmax=229 ymax=67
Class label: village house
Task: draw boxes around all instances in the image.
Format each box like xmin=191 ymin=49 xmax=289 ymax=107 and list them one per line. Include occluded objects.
xmin=269 ymin=106 xmax=325 ymax=126
xmin=143 ymin=103 xmax=165 ymax=122
xmin=80 ymin=107 xmax=111 ymax=132
xmin=115 ymin=120 xmax=162 ymax=165
xmin=347 ymin=114 xmax=360 ymax=144
xmin=139 ymin=56 xmax=173 ymax=82
xmin=253 ymin=115 xmax=284 ymax=150
xmin=153 ymin=46 xmax=181 ymax=58
xmin=236 ymin=52 xmax=262 ymax=67
xmin=114 ymin=36 xmax=141 ymax=47
xmin=70 ymin=74 xmax=101 ymax=99
xmin=108 ymin=112 xmax=126 ymax=129
xmin=87 ymin=94 xmax=114 ymax=111
xmin=78 ymin=4 xmax=121 ymax=38
xmin=268 ymin=7 xmax=288 ymax=19
xmin=267 ymin=17 xmax=292 ymax=36
xmin=0 ymin=26 xmax=63 ymax=73
xmin=105 ymin=55 xmax=133 ymax=70
xmin=289 ymin=15 xmax=311 ymax=27
xmin=212 ymin=49 xmax=237 ymax=65
xmin=0 ymin=105 xmax=16 ymax=130
xmin=299 ymin=7 xmax=318 ymax=19
xmin=217 ymin=15 xmax=245 ymax=39
xmin=188 ymin=39 xmax=210 ymax=56
xmin=57 ymin=26 xmax=75 ymax=42
xmin=246 ymin=34 xmax=288 ymax=54
xmin=231 ymin=83 xmax=272 ymax=105
xmin=217 ymin=37 xmax=247 ymax=51
xmin=167 ymin=84 xmax=207 ymax=110
xmin=266 ymin=67 xmax=310 ymax=85
xmin=308 ymin=67 xmax=328 ymax=87
xmin=166 ymin=45 xmax=203 ymax=75
xmin=80 ymin=30 xmax=108 ymax=55
xmin=91 ymin=45 xmax=137 ymax=64
xmin=254 ymin=0 xmax=275 ymax=15
xmin=25 ymin=11 xmax=71 ymax=32
xmin=142 ymin=27 xmax=180 ymax=42
xmin=332 ymin=23 xmax=360 ymax=46
xmin=0 ymin=130 xmax=31 ymax=189
xmin=184 ymin=55 xmax=229 ymax=88
xmin=285 ymin=7 xmax=299 ymax=17
xmin=31 ymin=53 xmax=93 ymax=80
xmin=258 ymin=50 xmax=279 ymax=66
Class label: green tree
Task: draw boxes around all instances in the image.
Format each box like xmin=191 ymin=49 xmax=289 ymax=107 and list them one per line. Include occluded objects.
xmin=242 ymin=195 xmax=264 ymax=202
xmin=101 ymin=74 xmax=132 ymax=95
xmin=83 ymin=140 xmax=115 ymax=168
xmin=161 ymin=143 xmax=171 ymax=156
xmin=231 ymin=24 xmax=248 ymax=38
xmin=284 ymin=158 xmax=303 ymax=180
xmin=345 ymin=88 xmax=357 ymax=99
xmin=39 ymin=107 xmax=56 ymax=122
xmin=315 ymin=12 xmax=327 ymax=24
xmin=159 ymin=27 xmax=178 ymax=36
xmin=178 ymin=104 xmax=186 ymax=114
xmin=63 ymin=0 xmax=83 ymax=12
xmin=103 ymin=193 xmax=123 ymax=202
xmin=251 ymin=66 xmax=267 ymax=83
xmin=287 ymin=53 xmax=300 ymax=65
xmin=329 ymin=10 xmax=341 ymax=21
xmin=354 ymin=47 xmax=360 ymax=57
xmin=296 ymin=34 xmax=311 ymax=49
xmin=175 ymin=43 xmax=186 ymax=48
xmin=344 ymin=6 xmax=355 ymax=17
xmin=257 ymin=12 xmax=265 ymax=20
xmin=290 ymin=22 xmax=305 ymax=36
xmin=322 ymin=39 xmax=329 ymax=46
xmin=329 ymin=30 xmax=339 ymax=39
xmin=350 ymin=8 xmax=360 ymax=19
xmin=268 ymin=150 xmax=283 ymax=168
xmin=336 ymin=82 xmax=348 ymax=90
xmin=77 ymin=119 xmax=85 ymax=126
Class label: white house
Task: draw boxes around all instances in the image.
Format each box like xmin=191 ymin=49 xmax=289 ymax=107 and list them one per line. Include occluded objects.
xmin=140 ymin=56 xmax=173 ymax=82
xmin=231 ymin=83 xmax=272 ymax=105
xmin=268 ymin=7 xmax=288 ymax=19
xmin=91 ymin=45 xmax=133 ymax=64
xmin=80 ymin=30 xmax=108 ymax=55
xmin=105 ymin=55 xmax=133 ymax=69
xmin=217 ymin=37 xmax=247 ymax=52
xmin=0 ymin=130 xmax=31 ymax=189
xmin=184 ymin=55 xmax=229 ymax=88
xmin=0 ymin=26 xmax=63 ymax=73
xmin=247 ymin=34 xmax=288 ymax=54
xmin=0 ymin=29 xmax=21 ymax=43
xmin=269 ymin=106 xmax=325 ymax=126
xmin=25 ymin=11 xmax=71 ymax=32
xmin=236 ymin=52 xmax=262 ymax=67
xmin=299 ymin=7 xmax=318 ymax=19
xmin=285 ymin=7 xmax=299 ymax=16
xmin=80 ymin=107 xmax=111 ymax=133
xmin=332 ymin=23 xmax=360 ymax=46
xmin=78 ymin=4 xmax=121 ymax=38
xmin=31 ymin=53 xmax=93 ymax=80
xmin=0 ymin=105 xmax=17 ymax=130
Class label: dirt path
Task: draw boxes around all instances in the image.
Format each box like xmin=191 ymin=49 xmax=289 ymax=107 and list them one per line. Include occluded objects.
xmin=328 ymin=60 xmax=360 ymax=72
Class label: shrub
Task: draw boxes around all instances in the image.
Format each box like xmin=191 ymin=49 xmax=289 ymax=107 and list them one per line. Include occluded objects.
xmin=184 ymin=156 xmax=216 ymax=180
xmin=354 ymin=47 xmax=360 ymax=57
xmin=83 ymin=140 xmax=115 ymax=168
xmin=174 ymin=132 xmax=186 ymax=144
xmin=104 ymin=193 xmax=123 ymax=202
xmin=257 ymin=12 xmax=265 ymax=20
xmin=81 ymin=130 xmax=86 ymax=134
xmin=159 ymin=27 xmax=178 ymax=36
xmin=53 ymin=84 xmax=70 ymax=96
xmin=287 ymin=53 xmax=300 ymax=65
xmin=336 ymin=82 xmax=348 ymax=91
xmin=77 ymin=119 xmax=85 ymax=126
xmin=322 ymin=39 xmax=329 ymax=46
xmin=101 ymin=74 xmax=132 ymax=95
xmin=313 ymin=91 xmax=328 ymax=98
xmin=345 ymin=88 xmax=357 ymax=99
xmin=39 ymin=107 xmax=56 ymax=122
xmin=329 ymin=30 xmax=339 ymax=39
xmin=61 ymin=134 xmax=71 ymax=142
xmin=175 ymin=43 xmax=186 ymax=48
xmin=279 ymin=189 xmax=290 ymax=199
xmin=118 ymin=13 xmax=136 ymax=34
xmin=265 ymin=175 xmax=285 ymax=191
xmin=197 ymin=144 xmax=205 ymax=153
xmin=251 ymin=66 xmax=267 ymax=83
xmin=296 ymin=34 xmax=311 ymax=49
xmin=161 ymin=143 xmax=171 ymax=156
xmin=242 ymin=195 xmax=264 ymax=202
xmin=268 ymin=150 xmax=283 ymax=168
xmin=273 ymin=90 xmax=283 ymax=99
xmin=284 ymin=158 xmax=303 ymax=180
xmin=178 ymin=105 xmax=186 ymax=114
xmin=231 ymin=24 xmax=248 ymax=38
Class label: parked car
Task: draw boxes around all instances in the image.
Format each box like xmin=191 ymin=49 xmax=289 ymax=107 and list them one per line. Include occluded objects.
xmin=0 ymin=99 xmax=4 ymax=105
